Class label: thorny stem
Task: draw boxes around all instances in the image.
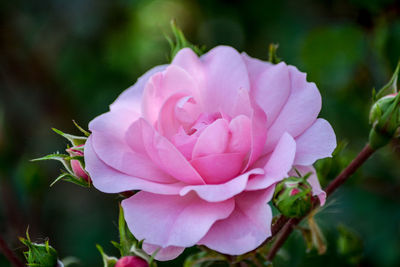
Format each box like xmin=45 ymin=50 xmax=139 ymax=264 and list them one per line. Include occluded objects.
xmin=0 ymin=234 xmax=24 ymax=267
xmin=266 ymin=144 xmax=375 ymax=261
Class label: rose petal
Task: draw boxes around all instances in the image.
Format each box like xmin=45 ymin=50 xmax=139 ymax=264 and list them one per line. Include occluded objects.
xmin=142 ymin=65 xmax=195 ymax=125
xmin=180 ymin=168 xmax=264 ymax=202
xmin=128 ymin=119 xmax=205 ymax=185
xmin=122 ymin=192 xmax=235 ymax=247
xmin=84 ymin=136 xmax=184 ymax=194
xmin=110 ymin=65 xmax=167 ymax=113
xmin=264 ymin=66 xmax=322 ymax=153
xmin=199 ymin=46 xmax=250 ymax=114
xmin=294 ymin=118 xmax=336 ymax=165
xmin=191 ymin=153 xmax=244 ymax=184
xmin=242 ymin=100 xmax=268 ymax=171
xmin=142 ymin=243 xmax=184 ymax=261
xmin=241 ymin=52 xmax=272 ymax=86
xmin=192 ymin=119 xmax=230 ymax=159
xmin=253 ymin=62 xmax=291 ymax=128
xmin=198 ymin=188 xmax=274 ymax=255
xmin=246 ymin=132 xmax=296 ymax=190
xmin=228 ymin=115 xmax=252 ymax=154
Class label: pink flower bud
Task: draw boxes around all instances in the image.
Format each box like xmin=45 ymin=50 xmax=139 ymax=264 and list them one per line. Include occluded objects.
xmin=115 ymin=256 xmax=148 ymax=267
xmin=66 ymin=145 xmax=90 ymax=182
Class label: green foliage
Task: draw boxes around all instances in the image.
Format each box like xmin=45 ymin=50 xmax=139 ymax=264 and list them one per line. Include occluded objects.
xmin=337 ymin=224 xmax=363 ymax=265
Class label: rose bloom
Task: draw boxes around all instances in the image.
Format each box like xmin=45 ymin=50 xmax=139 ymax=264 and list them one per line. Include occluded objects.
xmin=85 ymin=46 xmax=336 ymax=260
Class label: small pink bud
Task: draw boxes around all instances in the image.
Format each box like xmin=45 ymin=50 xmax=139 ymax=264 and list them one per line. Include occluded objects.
xmin=290 ymin=188 xmax=300 ymax=196
xmin=115 ymin=256 xmax=149 ymax=267
xmin=66 ymin=145 xmax=90 ymax=182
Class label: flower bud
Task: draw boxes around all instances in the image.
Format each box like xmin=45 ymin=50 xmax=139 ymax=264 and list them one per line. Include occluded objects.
xmin=66 ymin=144 xmax=90 ymax=182
xmin=273 ymin=176 xmax=312 ymax=218
xmin=115 ymin=256 xmax=149 ymax=267
xmin=20 ymin=234 xmax=59 ymax=267
xmin=369 ymin=93 xmax=400 ymax=149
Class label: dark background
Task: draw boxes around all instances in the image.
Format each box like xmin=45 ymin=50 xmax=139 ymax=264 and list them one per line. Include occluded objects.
xmin=1 ymin=0 xmax=400 ymax=266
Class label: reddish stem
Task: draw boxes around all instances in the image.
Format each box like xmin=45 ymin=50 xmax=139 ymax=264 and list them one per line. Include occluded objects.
xmin=0 ymin=235 xmax=24 ymax=267
xmin=266 ymin=144 xmax=375 ymax=261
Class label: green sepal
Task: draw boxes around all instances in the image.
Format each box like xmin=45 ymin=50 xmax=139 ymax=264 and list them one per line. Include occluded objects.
xmin=375 ymin=60 xmax=400 ymax=100
xmin=52 ymin=128 xmax=87 ymax=146
xmin=72 ymin=120 xmax=91 ymax=137
xmin=31 ymin=153 xmax=73 ymax=174
xmin=166 ymin=20 xmax=205 ymax=62
xmin=96 ymin=244 xmax=118 ymax=267
xmin=50 ymin=171 xmax=90 ymax=188
xmin=19 ymin=229 xmax=59 ymax=267
xmin=268 ymin=43 xmax=281 ymax=64
xmin=118 ymin=204 xmax=137 ymax=256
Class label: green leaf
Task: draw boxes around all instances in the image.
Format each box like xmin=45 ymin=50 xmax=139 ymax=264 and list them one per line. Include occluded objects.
xmin=375 ymin=60 xmax=400 ymax=100
xmin=52 ymin=128 xmax=87 ymax=146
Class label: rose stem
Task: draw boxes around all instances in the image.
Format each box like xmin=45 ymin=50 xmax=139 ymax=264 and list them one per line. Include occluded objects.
xmin=0 ymin=235 xmax=24 ymax=267
xmin=266 ymin=143 xmax=375 ymax=261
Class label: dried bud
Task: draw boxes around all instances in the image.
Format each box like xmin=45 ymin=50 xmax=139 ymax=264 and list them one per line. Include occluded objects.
xmin=273 ymin=175 xmax=312 ymax=218
xmin=115 ymin=256 xmax=149 ymax=267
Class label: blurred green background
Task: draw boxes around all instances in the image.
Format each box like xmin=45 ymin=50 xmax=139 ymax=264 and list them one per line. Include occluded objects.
xmin=1 ymin=0 xmax=400 ymax=266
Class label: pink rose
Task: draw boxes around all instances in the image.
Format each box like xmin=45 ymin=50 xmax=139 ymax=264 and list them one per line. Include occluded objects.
xmin=85 ymin=46 xmax=336 ymax=260
xmin=115 ymin=256 xmax=148 ymax=267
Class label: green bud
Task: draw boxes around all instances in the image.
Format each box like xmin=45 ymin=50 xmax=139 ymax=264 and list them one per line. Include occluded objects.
xmin=369 ymin=61 xmax=400 ymax=149
xmin=369 ymin=93 xmax=400 ymax=149
xmin=273 ymin=174 xmax=312 ymax=218
xmin=20 ymin=230 xmax=59 ymax=267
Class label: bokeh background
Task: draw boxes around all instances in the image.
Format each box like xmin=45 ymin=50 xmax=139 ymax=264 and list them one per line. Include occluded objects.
xmin=1 ymin=0 xmax=400 ymax=266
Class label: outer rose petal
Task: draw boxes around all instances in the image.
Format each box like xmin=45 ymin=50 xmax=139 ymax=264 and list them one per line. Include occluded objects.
xmin=110 ymin=65 xmax=167 ymax=113
xmin=84 ymin=136 xmax=184 ymax=194
xmin=241 ymin=52 xmax=272 ymax=85
xmin=291 ymin=165 xmax=326 ymax=206
xmin=142 ymin=243 xmax=184 ymax=262
xmin=252 ymin=62 xmax=291 ymax=128
xmin=90 ymin=109 xmax=175 ymax=183
xmin=246 ymin=132 xmax=296 ymax=191
xmin=294 ymin=118 xmax=336 ymax=165
xmin=198 ymin=188 xmax=274 ymax=255
xmin=200 ymin=46 xmax=250 ymax=115
xmin=179 ymin=168 xmax=265 ymax=202
xmin=264 ymin=66 xmax=322 ymax=153
xmin=121 ymin=192 xmax=235 ymax=247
